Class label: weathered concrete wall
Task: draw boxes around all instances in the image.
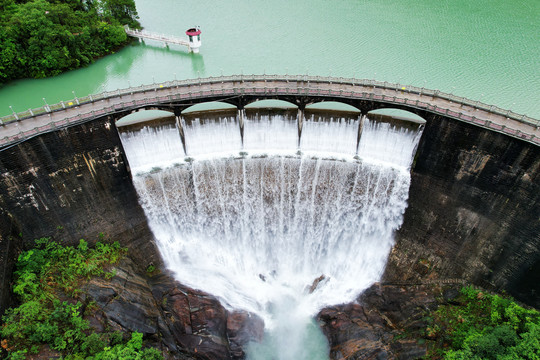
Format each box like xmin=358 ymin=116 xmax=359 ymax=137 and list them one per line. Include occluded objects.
xmin=0 ymin=117 xmax=161 ymax=315
xmin=0 ymin=210 xmax=22 ymax=316
xmin=385 ymin=114 xmax=540 ymax=307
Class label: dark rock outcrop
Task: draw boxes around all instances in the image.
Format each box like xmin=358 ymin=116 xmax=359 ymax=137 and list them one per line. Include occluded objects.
xmin=309 ymin=274 xmax=327 ymax=294
xmin=227 ymin=311 xmax=265 ymax=358
xmin=318 ymin=282 xmax=442 ymax=360
xmin=84 ymin=260 xmax=162 ymax=336
xmin=82 ymin=257 xmax=264 ymax=359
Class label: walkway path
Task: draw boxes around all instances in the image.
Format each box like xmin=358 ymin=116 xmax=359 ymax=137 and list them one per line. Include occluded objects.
xmin=1 ymin=75 xmax=538 ymax=148
xmin=124 ymin=26 xmax=192 ymax=50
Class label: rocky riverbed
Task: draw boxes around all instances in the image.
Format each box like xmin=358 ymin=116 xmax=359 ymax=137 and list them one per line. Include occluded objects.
xmin=318 ymin=283 xmax=443 ymax=359
xmin=75 ymin=255 xmax=464 ymax=359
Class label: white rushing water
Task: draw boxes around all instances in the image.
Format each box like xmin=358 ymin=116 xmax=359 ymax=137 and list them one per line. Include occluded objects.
xmin=358 ymin=116 xmax=424 ymax=169
xmin=300 ymin=113 xmax=360 ymax=157
xmin=182 ymin=113 xmax=242 ymax=158
xmin=119 ymin=110 xmax=424 ymax=359
xmin=243 ymin=111 xmax=299 ymax=154
xmin=119 ymin=123 xmax=185 ymax=173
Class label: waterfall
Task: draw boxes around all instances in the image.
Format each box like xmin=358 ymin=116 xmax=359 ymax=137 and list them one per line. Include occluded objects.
xmin=243 ymin=111 xmax=298 ymax=154
xmin=300 ymin=112 xmax=360 ymax=157
xmin=357 ymin=116 xmax=424 ymax=169
xmin=119 ymin=109 xmax=424 ymax=359
xmin=119 ymin=123 xmax=185 ymax=173
xmin=182 ymin=113 xmax=241 ymax=158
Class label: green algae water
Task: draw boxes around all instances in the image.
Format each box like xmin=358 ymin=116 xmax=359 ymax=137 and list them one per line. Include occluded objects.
xmin=0 ymin=0 xmax=538 ymax=118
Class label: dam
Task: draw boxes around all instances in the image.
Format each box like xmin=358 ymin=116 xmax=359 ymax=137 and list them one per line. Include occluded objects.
xmin=0 ymin=76 xmax=539 ymax=358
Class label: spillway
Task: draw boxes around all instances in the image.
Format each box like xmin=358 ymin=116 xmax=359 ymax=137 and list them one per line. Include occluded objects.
xmin=243 ymin=110 xmax=299 ymax=153
xmin=118 ymin=108 xmax=424 ymax=359
xmin=182 ymin=111 xmax=242 ymax=158
xmin=300 ymin=112 xmax=360 ymax=156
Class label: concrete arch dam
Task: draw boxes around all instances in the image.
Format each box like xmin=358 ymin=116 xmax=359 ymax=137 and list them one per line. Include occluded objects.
xmin=0 ymin=75 xmax=539 ymax=320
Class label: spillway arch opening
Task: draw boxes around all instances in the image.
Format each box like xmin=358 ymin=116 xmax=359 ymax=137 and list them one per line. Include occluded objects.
xmin=114 ymin=104 xmax=427 ymax=173
xmin=305 ymin=101 xmax=361 ymax=113
xmin=114 ymin=103 xmax=426 ymax=358
xmin=367 ymin=108 xmax=427 ymax=126
xmin=244 ymin=99 xmax=298 ymax=110
xmin=115 ymin=108 xmax=176 ymax=129
xmin=181 ymin=101 xmax=237 ymax=115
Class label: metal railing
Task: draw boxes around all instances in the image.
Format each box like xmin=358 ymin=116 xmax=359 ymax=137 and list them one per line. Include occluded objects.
xmin=124 ymin=26 xmax=191 ymax=48
xmin=1 ymin=74 xmax=539 ymax=148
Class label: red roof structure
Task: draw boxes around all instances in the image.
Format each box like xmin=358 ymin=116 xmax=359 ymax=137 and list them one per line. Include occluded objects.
xmin=186 ymin=28 xmax=201 ymax=36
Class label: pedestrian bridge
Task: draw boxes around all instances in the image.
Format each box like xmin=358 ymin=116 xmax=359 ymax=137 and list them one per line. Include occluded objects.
xmin=1 ymin=75 xmax=538 ymax=148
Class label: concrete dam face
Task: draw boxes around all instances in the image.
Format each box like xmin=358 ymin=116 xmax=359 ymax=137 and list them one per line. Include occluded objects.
xmin=0 ymin=93 xmax=539 ymax=352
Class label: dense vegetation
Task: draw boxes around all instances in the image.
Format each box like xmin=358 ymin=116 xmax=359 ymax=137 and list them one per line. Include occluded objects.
xmin=0 ymin=0 xmax=140 ymax=83
xmin=426 ymin=286 xmax=540 ymax=359
xmin=0 ymin=237 xmax=163 ymax=359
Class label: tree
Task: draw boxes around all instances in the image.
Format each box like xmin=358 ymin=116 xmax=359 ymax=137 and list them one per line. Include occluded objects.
xmin=0 ymin=0 xmax=138 ymax=83
xmin=101 ymin=0 xmax=139 ymax=28
xmin=0 ymin=34 xmax=18 ymax=81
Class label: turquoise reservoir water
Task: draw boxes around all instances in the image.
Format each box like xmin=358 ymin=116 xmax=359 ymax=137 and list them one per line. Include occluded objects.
xmin=0 ymin=0 xmax=538 ymax=118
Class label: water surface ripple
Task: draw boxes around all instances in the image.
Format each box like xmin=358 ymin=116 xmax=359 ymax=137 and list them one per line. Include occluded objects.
xmin=0 ymin=0 xmax=538 ymax=119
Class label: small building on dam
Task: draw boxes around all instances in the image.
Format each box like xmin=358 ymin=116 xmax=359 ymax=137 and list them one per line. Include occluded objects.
xmin=0 ymin=75 xmax=539 ymax=318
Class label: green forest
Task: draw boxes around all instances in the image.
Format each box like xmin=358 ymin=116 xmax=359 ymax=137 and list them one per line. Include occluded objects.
xmin=0 ymin=0 xmax=140 ymax=83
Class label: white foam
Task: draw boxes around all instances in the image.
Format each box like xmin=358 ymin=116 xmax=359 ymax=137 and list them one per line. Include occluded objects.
xmin=300 ymin=113 xmax=360 ymax=156
xmin=119 ymin=112 xmax=424 ymax=359
xmin=357 ymin=116 xmax=423 ymax=169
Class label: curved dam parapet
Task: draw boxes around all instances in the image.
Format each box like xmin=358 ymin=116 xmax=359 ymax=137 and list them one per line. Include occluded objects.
xmin=0 ymin=76 xmax=539 ymax=320
xmin=1 ymin=75 xmax=539 ymax=149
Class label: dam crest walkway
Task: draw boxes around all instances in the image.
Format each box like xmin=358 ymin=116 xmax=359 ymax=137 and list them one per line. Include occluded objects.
xmin=0 ymin=75 xmax=538 ymax=148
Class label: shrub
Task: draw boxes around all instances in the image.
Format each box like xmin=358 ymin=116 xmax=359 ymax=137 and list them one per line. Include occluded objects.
xmin=1 ymin=237 xmax=162 ymax=359
xmin=81 ymin=333 xmax=106 ymax=356
xmin=428 ymin=286 xmax=540 ymax=359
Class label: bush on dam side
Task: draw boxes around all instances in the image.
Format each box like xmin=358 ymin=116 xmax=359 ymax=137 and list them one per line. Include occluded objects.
xmin=0 ymin=0 xmax=140 ymax=83
xmin=0 ymin=236 xmax=163 ymax=360
xmin=423 ymin=286 xmax=540 ymax=359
